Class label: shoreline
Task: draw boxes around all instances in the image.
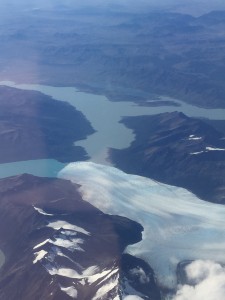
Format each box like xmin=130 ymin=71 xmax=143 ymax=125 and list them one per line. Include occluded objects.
xmin=1 ymin=81 xmax=225 ymax=167
xmin=0 ymin=250 xmax=5 ymax=270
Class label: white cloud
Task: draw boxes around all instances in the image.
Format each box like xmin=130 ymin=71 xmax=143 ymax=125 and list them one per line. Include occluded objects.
xmin=173 ymin=260 xmax=225 ymax=300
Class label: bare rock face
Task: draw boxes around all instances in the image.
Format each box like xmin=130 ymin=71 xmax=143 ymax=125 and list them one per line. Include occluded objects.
xmin=0 ymin=174 xmax=159 ymax=300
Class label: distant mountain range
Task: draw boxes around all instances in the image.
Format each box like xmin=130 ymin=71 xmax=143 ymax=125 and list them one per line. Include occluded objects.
xmin=1 ymin=9 xmax=225 ymax=108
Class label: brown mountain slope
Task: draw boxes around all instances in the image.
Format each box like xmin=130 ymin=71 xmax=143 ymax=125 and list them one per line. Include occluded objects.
xmin=0 ymin=174 xmax=160 ymax=300
xmin=110 ymin=112 xmax=225 ymax=203
xmin=0 ymin=86 xmax=94 ymax=163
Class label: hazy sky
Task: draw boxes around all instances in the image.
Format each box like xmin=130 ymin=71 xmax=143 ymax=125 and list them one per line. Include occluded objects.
xmin=1 ymin=0 xmax=225 ymax=16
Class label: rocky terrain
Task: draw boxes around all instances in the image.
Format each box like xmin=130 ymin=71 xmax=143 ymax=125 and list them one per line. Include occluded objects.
xmin=110 ymin=112 xmax=225 ymax=203
xmin=0 ymin=86 xmax=94 ymax=163
xmin=0 ymin=174 xmax=160 ymax=300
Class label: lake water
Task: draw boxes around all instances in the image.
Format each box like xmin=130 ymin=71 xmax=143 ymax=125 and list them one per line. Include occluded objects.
xmin=0 ymin=159 xmax=66 ymax=179
xmin=1 ymin=80 xmax=225 ymax=165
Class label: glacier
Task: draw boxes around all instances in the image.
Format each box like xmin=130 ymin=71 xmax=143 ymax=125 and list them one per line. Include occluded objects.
xmin=59 ymin=162 xmax=225 ymax=289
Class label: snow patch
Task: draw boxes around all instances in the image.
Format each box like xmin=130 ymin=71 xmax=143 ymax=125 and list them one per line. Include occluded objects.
xmin=190 ymin=151 xmax=204 ymax=155
xmin=60 ymin=230 xmax=77 ymax=236
xmin=206 ymin=146 xmax=225 ymax=151
xmin=60 ymin=286 xmax=78 ymax=299
xmin=188 ymin=135 xmax=202 ymax=140
xmin=92 ymin=274 xmax=119 ymax=300
xmin=97 ymin=267 xmax=119 ymax=286
xmin=47 ymin=267 xmax=80 ymax=278
xmin=50 ymin=237 xmax=84 ymax=252
xmin=33 ymin=250 xmax=48 ymax=264
xmin=33 ymin=239 xmax=50 ymax=249
xmin=33 ymin=236 xmax=83 ymax=252
xmin=190 ymin=146 xmax=225 ymax=155
xmin=33 ymin=206 xmax=54 ymax=216
xmin=45 ymin=263 xmax=119 ymax=288
xmin=86 ymin=267 xmax=119 ymax=285
xmin=47 ymin=221 xmax=90 ymax=235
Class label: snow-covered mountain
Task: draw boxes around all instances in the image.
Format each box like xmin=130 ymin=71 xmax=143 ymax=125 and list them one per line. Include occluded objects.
xmin=1 ymin=162 xmax=225 ymax=299
xmin=0 ymin=173 xmax=159 ymax=300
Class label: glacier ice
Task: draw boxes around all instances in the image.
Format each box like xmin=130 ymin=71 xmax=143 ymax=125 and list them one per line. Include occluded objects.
xmin=59 ymin=162 xmax=225 ymax=288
